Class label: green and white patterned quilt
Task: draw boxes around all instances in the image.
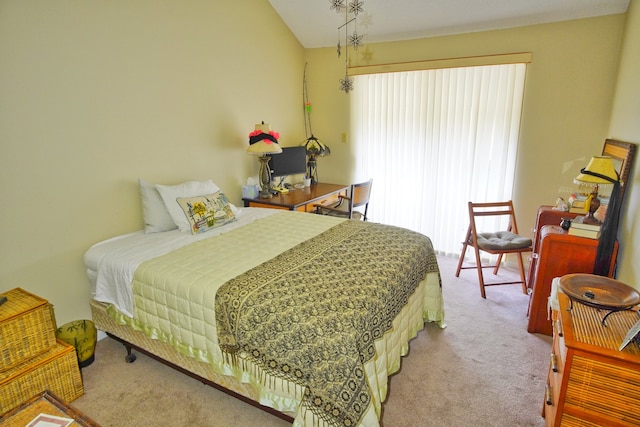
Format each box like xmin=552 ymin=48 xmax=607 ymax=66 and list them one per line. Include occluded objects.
xmin=216 ymin=219 xmax=440 ymax=426
xmin=127 ymin=211 xmax=444 ymax=427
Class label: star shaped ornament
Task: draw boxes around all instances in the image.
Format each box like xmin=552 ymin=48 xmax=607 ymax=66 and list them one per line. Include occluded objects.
xmin=329 ymin=0 xmax=345 ymax=12
xmin=340 ymin=74 xmax=354 ymax=93
xmin=348 ymin=31 xmax=364 ymax=50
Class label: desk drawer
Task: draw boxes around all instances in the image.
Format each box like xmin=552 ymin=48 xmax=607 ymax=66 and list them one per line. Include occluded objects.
xmin=246 ymin=201 xmax=290 ymax=210
xmin=309 ymin=193 xmax=341 ymax=212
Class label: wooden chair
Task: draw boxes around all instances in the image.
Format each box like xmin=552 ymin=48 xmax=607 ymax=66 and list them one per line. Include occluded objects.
xmin=315 ymin=179 xmax=372 ymax=220
xmin=455 ymin=201 xmax=532 ymax=298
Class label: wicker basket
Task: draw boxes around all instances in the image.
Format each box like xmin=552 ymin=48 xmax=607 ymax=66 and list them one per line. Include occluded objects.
xmin=0 ymin=340 xmax=84 ymax=414
xmin=0 ymin=288 xmax=57 ymax=372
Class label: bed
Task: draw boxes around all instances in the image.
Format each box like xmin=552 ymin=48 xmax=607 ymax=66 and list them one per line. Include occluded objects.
xmin=84 ymin=179 xmax=445 ymax=427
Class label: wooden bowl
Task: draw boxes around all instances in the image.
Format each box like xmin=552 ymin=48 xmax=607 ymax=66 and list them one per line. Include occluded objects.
xmin=559 ymin=273 xmax=640 ymax=311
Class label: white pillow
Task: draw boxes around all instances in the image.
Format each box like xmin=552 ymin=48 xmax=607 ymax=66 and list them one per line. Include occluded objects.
xmin=156 ymin=180 xmax=220 ymax=232
xmin=139 ymin=179 xmax=177 ymax=233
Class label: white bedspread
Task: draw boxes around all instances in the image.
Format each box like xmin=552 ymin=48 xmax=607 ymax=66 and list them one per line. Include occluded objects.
xmin=87 ymin=208 xmax=287 ymax=317
xmin=85 ymin=209 xmax=445 ymax=427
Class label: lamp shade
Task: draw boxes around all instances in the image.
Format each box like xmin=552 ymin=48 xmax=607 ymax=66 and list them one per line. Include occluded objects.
xmin=247 ymin=122 xmax=282 ymax=156
xmin=571 ymin=155 xmax=622 ymax=277
xmin=303 ymin=135 xmax=330 ymax=157
xmin=574 ymin=156 xmax=619 ymax=185
xmin=247 ymin=139 xmax=282 ymax=155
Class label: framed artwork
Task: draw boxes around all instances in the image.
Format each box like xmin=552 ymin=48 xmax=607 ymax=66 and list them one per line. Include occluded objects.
xmin=601 ymin=139 xmax=636 ymax=202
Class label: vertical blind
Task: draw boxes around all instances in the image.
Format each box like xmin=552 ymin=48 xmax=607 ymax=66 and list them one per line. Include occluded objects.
xmin=351 ymin=63 xmax=526 ymax=256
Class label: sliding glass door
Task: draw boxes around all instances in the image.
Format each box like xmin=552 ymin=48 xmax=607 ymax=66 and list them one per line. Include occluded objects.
xmin=351 ymin=63 xmax=526 ymax=256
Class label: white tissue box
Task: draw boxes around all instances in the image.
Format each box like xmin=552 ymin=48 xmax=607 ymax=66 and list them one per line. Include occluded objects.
xmin=242 ymin=184 xmax=259 ymax=199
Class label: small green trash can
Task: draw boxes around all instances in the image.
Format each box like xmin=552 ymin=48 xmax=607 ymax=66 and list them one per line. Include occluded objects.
xmin=56 ymin=319 xmax=97 ymax=368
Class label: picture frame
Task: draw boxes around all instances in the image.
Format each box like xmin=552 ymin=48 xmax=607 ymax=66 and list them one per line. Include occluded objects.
xmin=601 ymin=139 xmax=636 ymax=203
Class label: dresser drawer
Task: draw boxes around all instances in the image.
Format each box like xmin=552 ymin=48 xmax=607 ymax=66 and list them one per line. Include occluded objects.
xmin=564 ymin=355 xmax=640 ymax=425
xmin=544 ymin=378 xmax=557 ymax=427
xmin=544 ymin=293 xmax=640 ymax=426
xmin=549 ymin=338 xmax=563 ymax=395
xmin=559 ymin=414 xmax=605 ymax=427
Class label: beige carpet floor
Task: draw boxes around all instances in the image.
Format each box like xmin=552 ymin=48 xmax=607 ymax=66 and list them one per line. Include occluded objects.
xmin=72 ymin=255 xmax=552 ymax=426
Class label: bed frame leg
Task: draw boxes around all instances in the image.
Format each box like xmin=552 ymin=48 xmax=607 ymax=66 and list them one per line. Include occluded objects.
xmin=106 ymin=332 xmax=137 ymax=363
xmin=125 ymin=346 xmax=137 ymax=363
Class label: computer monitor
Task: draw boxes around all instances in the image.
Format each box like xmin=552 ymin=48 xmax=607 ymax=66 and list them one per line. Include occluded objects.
xmin=269 ymin=146 xmax=307 ymax=178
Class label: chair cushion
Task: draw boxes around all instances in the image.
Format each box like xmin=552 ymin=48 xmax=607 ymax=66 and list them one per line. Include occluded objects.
xmin=475 ymin=231 xmax=532 ymax=250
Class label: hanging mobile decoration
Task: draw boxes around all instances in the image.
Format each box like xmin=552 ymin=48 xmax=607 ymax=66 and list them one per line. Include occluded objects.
xmin=340 ymin=72 xmax=354 ymax=93
xmin=302 ymin=63 xmax=331 ymax=184
xmin=330 ymin=0 xmax=364 ymax=93
xmin=330 ymin=0 xmax=345 ymax=12
xmin=349 ymin=0 xmax=364 ymax=16
xmin=348 ymin=31 xmax=364 ymax=51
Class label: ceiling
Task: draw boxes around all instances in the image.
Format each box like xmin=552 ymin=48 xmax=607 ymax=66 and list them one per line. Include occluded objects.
xmin=268 ymin=0 xmax=630 ymax=49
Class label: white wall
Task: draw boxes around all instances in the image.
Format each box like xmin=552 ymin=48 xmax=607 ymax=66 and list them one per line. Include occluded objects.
xmin=308 ymin=15 xmax=626 ymax=229
xmin=0 ymin=0 xmax=305 ymax=324
xmin=306 ymin=14 xmax=631 ymax=278
xmin=1 ymin=2 xmax=637 ymax=329
xmin=608 ymin=0 xmax=640 ymax=286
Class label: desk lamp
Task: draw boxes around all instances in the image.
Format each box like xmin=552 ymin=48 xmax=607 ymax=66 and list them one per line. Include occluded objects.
xmin=574 ymin=156 xmax=618 ymax=225
xmin=574 ymin=155 xmax=621 ymax=276
xmin=247 ymin=122 xmax=282 ymax=198
xmin=303 ymin=135 xmax=330 ymax=185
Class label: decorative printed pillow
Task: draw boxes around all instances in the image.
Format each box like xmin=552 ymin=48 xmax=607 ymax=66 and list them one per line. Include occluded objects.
xmin=156 ymin=180 xmax=220 ymax=232
xmin=176 ymin=191 xmax=236 ymax=234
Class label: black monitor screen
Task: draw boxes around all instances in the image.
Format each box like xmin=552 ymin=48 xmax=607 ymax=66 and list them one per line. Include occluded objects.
xmin=270 ymin=146 xmax=307 ymax=178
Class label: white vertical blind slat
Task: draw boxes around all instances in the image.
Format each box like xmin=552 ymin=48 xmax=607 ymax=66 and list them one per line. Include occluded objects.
xmin=351 ymin=63 xmax=526 ymax=256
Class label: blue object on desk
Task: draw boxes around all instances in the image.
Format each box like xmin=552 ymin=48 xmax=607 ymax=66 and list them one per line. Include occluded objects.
xmin=242 ymin=184 xmax=259 ymax=199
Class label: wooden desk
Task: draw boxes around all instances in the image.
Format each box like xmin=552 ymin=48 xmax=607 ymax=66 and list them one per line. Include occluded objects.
xmin=242 ymin=183 xmax=348 ymax=212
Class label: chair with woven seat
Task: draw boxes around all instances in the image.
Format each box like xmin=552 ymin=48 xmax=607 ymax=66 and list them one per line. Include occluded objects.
xmin=455 ymin=200 xmax=532 ymax=298
xmin=315 ymin=179 xmax=372 ymax=221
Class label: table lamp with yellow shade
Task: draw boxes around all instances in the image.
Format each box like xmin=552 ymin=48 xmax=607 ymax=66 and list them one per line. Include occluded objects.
xmin=574 ymin=156 xmax=619 ymax=225
xmin=574 ymin=155 xmax=621 ymax=276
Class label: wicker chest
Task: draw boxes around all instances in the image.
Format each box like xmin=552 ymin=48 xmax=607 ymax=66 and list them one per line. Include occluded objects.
xmin=0 ymin=288 xmax=84 ymax=414
xmin=0 ymin=288 xmax=57 ymax=371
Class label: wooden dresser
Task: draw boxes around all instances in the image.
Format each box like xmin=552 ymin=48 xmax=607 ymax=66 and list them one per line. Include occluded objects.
xmin=526 ymin=206 xmax=581 ymax=287
xmin=527 ymin=207 xmax=618 ymax=336
xmin=544 ymin=292 xmax=640 ymax=426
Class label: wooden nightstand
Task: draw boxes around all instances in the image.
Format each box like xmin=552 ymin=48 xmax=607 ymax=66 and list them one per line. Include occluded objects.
xmin=242 ymin=182 xmax=348 ymax=212
xmin=544 ymin=292 xmax=640 ymax=426
xmin=527 ymin=225 xmax=618 ymax=336
xmin=526 ymin=206 xmax=582 ymax=287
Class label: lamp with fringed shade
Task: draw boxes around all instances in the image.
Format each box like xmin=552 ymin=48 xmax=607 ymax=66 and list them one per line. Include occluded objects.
xmin=247 ymin=122 xmax=282 ymax=198
xmin=302 ymin=135 xmax=330 ymax=185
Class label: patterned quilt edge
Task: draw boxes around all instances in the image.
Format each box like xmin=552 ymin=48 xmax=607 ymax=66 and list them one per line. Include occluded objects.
xmin=105 ymin=270 xmax=444 ymax=427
